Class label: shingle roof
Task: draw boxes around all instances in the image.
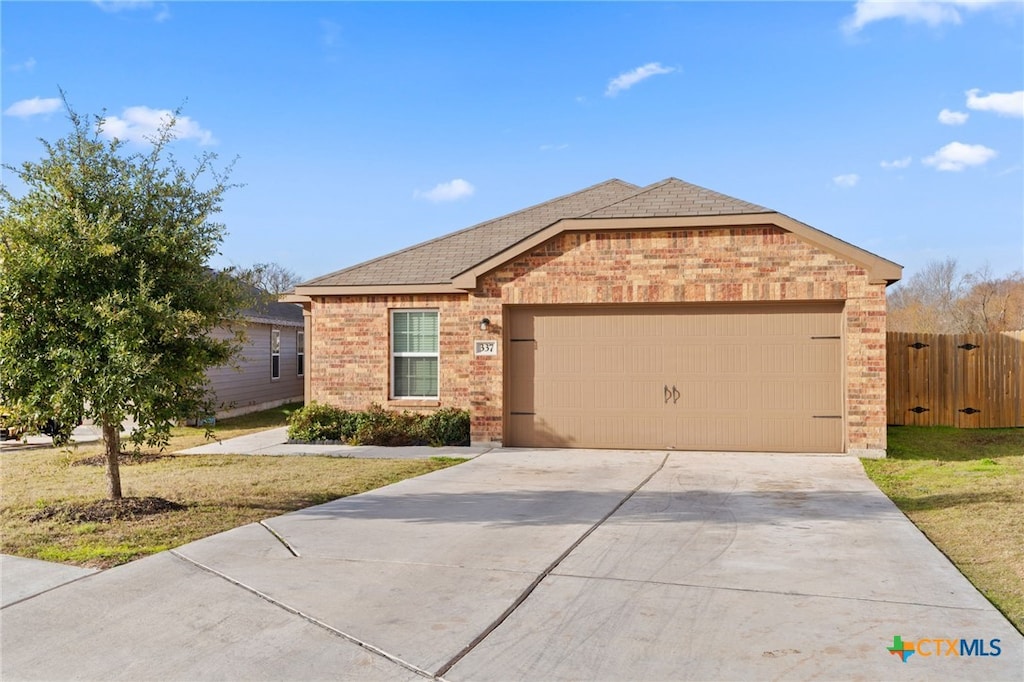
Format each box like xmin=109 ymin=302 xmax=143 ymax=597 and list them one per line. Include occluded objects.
xmin=300 ymin=178 xmax=773 ymax=288
xmin=582 ymin=177 xmax=771 ymax=219
xmin=301 ymin=179 xmax=639 ymax=288
xmin=242 ymin=298 xmax=304 ymax=325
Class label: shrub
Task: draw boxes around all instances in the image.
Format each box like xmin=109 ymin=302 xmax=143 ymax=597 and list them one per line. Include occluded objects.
xmin=422 ymin=407 xmax=471 ymax=447
xmin=288 ymin=402 xmax=471 ymax=447
xmin=351 ymin=403 xmax=424 ymax=447
xmin=287 ymin=402 xmax=355 ymax=442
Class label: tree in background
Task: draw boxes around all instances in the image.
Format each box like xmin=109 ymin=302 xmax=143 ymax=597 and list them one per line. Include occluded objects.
xmin=0 ymin=102 xmax=250 ymax=500
xmin=888 ymin=258 xmax=1024 ymax=333
xmin=244 ymin=261 xmax=303 ymax=296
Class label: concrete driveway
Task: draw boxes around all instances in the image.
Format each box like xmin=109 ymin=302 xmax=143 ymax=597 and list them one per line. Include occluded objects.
xmin=2 ymin=450 xmax=1020 ymax=681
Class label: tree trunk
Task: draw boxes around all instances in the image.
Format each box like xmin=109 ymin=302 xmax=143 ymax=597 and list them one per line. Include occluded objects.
xmin=101 ymin=419 xmax=123 ymax=500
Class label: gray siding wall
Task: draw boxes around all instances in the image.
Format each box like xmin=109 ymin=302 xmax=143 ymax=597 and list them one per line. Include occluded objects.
xmin=206 ymin=322 xmax=304 ymax=418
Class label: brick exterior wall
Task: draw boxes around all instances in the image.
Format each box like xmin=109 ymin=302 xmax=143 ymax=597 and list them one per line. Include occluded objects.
xmin=310 ymin=226 xmax=888 ymax=453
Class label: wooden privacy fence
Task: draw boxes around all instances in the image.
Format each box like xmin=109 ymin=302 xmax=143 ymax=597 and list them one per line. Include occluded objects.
xmin=887 ymin=331 xmax=1024 ymax=427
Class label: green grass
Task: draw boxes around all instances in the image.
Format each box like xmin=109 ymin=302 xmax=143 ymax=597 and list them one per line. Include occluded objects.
xmin=0 ymin=404 xmax=465 ymax=568
xmin=863 ymin=427 xmax=1024 ymax=633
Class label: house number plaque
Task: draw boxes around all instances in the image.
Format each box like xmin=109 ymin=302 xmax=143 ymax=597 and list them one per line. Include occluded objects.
xmin=474 ymin=340 xmax=498 ymax=356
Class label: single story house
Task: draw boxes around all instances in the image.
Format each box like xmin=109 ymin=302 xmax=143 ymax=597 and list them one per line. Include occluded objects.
xmin=205 ymin=298 xmax=305 ymax=419
xmin=284 ymin=178 xmax=902 ymax=456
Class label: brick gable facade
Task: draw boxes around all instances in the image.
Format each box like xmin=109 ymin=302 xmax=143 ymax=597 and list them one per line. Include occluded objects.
xmin=308 ymin=225 xmax=888 ymax=454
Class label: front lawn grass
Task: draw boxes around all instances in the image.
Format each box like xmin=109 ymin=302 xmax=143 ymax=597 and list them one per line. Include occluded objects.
xmin=0 ymin=404 xmax=464 ymax=568
xmin=863 ymin=426 xmax=1024 ymax=633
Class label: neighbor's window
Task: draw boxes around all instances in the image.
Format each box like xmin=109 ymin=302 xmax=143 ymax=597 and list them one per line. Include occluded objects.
xmin=391 ymin=310 xmax=438 ymax=398
xmin=296 ymin=330 xmax=305 ymax=377
xmin=271 ymin=328 xmax=281 ymax=380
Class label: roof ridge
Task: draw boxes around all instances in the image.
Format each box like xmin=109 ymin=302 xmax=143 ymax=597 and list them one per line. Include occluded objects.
xmin=299 ymin=178 xmax=639 ymax=287
xmin=579 ymin=177 xmax=773 ymax=218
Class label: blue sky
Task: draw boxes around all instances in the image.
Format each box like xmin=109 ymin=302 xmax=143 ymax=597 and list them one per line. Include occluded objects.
xmin=3 ymin=1 xmax=1022 ymax=284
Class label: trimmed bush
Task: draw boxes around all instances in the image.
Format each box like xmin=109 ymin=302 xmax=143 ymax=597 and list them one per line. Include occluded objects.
xmin=422 ymin=407 xmax=471 ymax=447
xmin=351 ymin=403 xmax=423 ymax=447
xmin=287 ymin=402 xmax=356 ymax=442
xmin=287 ymin=402 xmax=470 ymax=447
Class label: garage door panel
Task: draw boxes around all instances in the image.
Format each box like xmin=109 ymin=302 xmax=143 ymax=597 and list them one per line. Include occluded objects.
xmin=805 ymin=380 xmax=843 ymax=413
xmin=707 ymin=314 xmax=749 ymax=337
xmin=763 ymin=418 xmax=798 ymax=449
xmin=761 ymin=345 xmax=797 ymax=373
xmin=805 ymin=343 xmax=840 ymax=373
xmin=709 ymin=345 xmax=748 ymax=374
xmin=708 ymin=381 xmax=750 ymax=411
xmin=708 ymin=416 xmax=747 ymax=449
xmin=672 ymin=348 xmax=709 ymax=374
xmin=762 ymin=313 xmax=796 ymax=336
xmin=507 ymin=304 xmax=844 ymax=453
xmin=761 ymin=381 xmax=799 ymax=412
xmin=537 ymin=345 xmax=581 ymax=375
xmin=675 ymin=418 xmax=711 ymax=449
xmin=675 ymin=382 xmax=709 ymax=410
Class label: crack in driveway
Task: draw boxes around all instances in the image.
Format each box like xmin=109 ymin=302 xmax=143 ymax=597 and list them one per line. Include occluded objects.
xmin=432 ymin=452 xmax=670 ymax=678
xmin=170 ymin=549 xmax=438 ymax=680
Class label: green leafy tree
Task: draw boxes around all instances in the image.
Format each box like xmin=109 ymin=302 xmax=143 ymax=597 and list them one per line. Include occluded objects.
xmin=0 ymin=102 xmax=250 ymax=500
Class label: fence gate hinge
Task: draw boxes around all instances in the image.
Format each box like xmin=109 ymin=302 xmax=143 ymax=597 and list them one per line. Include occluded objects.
xmin=908 ymin=342 xmax=929 ymax=350
xmin=959 ymin=407 xmax=981 ymax=415
xmin=957 ymin=343 xmax=980 ymax=351
xmin=909 ymin=406 xmax=930 ymax=414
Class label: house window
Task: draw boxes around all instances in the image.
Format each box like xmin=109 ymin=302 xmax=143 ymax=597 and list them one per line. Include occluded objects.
xmin=296 ymin=330 xmax=305 ymax=377
xmin=271 ymin=329 xmax=281 ymax=380
xmin=391 ymin=310 xmax=438 ymax=398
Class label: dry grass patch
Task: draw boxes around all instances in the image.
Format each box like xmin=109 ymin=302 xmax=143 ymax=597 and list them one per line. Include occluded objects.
xmin=0 ymin=404 xmax=464 ymax=568
xmin=863 ymin=427 xmax=1023 ymax=634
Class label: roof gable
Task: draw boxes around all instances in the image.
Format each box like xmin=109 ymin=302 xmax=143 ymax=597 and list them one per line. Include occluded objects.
xmin=582 ymin=177 xmax=771 ymax=218
xmin=292 ymin=177 xmax=902 ymax=295
xmin=299 ymin=179 xmax=639 ymax=288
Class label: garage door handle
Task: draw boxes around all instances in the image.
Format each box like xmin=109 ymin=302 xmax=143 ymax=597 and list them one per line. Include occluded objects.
xmin=664 ymin=385 xmax=672 ymax=404
xmin=672 ymin=386 xmax=680 ymax=404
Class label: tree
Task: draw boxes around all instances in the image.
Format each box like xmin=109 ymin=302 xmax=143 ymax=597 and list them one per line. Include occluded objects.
xmin=959 ymin=268 xmax=1024 ymax=333
xmin=0 ymin=102 xmax=250 ymax=500
xmin=244 ymin=261 xmax=303 ymax=295
xmin=888 ymin=257 xmax=1024 ymax=333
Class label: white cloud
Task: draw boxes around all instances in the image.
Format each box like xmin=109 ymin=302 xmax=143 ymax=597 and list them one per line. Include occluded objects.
xmin=938 ymin=108 xmax=969 ymax=125
xmin=9 ymin=57 xmax=37 ymax=72
xmin=922 ymin=141 xmax=997 ymax=171
xmin=413 ymin=179 xmax=475 ymax=203
xmin=93 ymin=1 xmax=169 ymax=21
xmin=99 ymin=106 xmax=216 ymax=145
xmin=843 ymin=0 xmax=1003 ymax=34
xmin=605 ymin=62 xmax=675 ymax=97
xmin=881 ymin=156 xmax=913 ymax=169
xmin=833 ymin=173 xmax=860 ymax=188
xmin=965 ymin=89 xmax=1024 ymax=118
xmin=4 ymin=97 xmax=62 ymax=118
xmin=540 ymin=143 xmax=569 ymax=151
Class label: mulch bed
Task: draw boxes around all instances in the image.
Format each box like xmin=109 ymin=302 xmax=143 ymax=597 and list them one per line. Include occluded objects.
xmin=29 ymin=497 xmax=187 ymax=523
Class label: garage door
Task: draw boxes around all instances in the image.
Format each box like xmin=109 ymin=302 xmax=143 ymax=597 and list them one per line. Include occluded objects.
xmin=506 ymin=303 xmax=844 ymax=452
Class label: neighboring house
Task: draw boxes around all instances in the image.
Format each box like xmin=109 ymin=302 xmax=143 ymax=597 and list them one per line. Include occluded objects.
xmin=205 ymin=298 xmax=305 ymax=419
xmin=284 ymin=178 xmax=902 ymax=456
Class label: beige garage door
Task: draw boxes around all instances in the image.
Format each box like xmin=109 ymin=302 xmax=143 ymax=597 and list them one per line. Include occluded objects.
xmin=506 ymin=304 xmax=844 ymax=453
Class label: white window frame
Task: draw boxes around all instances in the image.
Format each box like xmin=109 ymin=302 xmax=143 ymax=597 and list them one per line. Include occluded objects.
xmin=296 ymin=330 xmax=305 ymax=377
xmin=390 ymin=309 xmax=439 ymax=399
xmin=271 ymin=328 xmax=281 ymax=380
